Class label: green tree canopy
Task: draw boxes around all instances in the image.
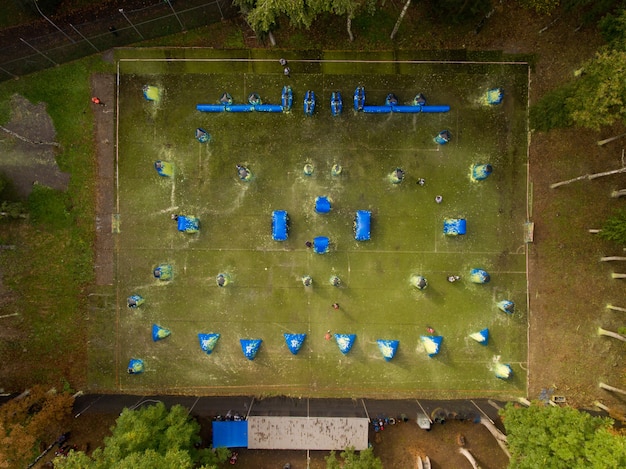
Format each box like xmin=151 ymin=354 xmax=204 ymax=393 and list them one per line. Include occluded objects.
xmin=55 ymin=402 xmax=228 ymax=469
xmin=599 ymin=209 xmax=626 ymax=245
xmin=325 ymin=446 xmax=383 ymax=469
xmin=501 ymin=403 xmax=626 ymax=469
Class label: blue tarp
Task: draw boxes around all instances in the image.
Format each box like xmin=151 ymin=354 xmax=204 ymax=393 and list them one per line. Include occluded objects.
xmin=443 ymin=218 xmax=466 ymax=236
xmin=272 ymin=210 xmax=288 ymax=241
xmin=313 ymin=236 xmax=329 ymax=254
xmin=212 ymin=420 xmax=248 ymax=448
xmin=355 ymin=210 xmax=371 ymax=241
xmin=315 ymin=196 xmax=331 ymax=213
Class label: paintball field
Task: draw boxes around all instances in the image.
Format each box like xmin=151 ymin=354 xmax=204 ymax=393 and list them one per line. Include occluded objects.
xmin=110 ymin=53 xmax=529 ymax=398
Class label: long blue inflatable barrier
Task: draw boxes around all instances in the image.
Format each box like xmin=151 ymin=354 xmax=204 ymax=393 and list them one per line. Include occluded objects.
xmin=362 ymin=105 xmax=392 ymax=114
xmin=225 ymin=104 xmax=255 ymax=113
xmin=196 ymin=104 xmax=226 ymax=112
xmin=421 ymin=105 xmax=451 ymax=113
xmin=255 ymin=104 xmax=283 ymax=113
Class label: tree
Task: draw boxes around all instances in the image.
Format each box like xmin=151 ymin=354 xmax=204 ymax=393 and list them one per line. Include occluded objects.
xmin=599 ymin=210 xmax=626 ymax=245
xmin=0 ymin=386 xmax=75 ymax=469
xmin=500 ymin=403 xmax=626 ymax=469
xmin=566 ymin=50 xmax=626 ymax=130
xmin=326 ymin=446 xmax=383 ymax=469
xmin=55 ymin=402 xmax=229 ymax=469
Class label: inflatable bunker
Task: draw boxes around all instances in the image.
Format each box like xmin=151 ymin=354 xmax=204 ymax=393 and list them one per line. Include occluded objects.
xmin=143 ymin=85 xmax=160 ymax=102
xmin=177 ymin=215 xmax=199 ymax=233
xmin=330 ymin=91 xmax=342 ymax=116
xmin=198 ymin=333 xmax=220 ymax=354
xmin=154 ymin=160 xmax=174 ymax=177
xmin=127 ymin=294 xmax=145 ymax=308
xmin=240 ymin=338 xmax=262 ymax=360
xmin=354 ymin=85 xmax=366 ymax=111
xmin=127 ymin=358 xmax=144 ymax=374
xmin=304 ymin=90 xmax=316 ymax=116
xmin=272 ymin=210 xmax=289 ymax=241
xmin=421 ymin=335 xmax=443 ymax=357
xmin=314 ymin=236 xmax=329 ymax=254
xmin=354 ymin=210 xmax=371 ymax=241
xmin=335 ymin=333 xmax=356 ymax=354
xmin=284 ymin=333 xmax=306 ymax=355
xmin=281 ymin=85 xmax=293 ymax=112
xmin=315 ymin=196 xmax=331 ymax=214
xmin=443 ymin=218 xmax=466 ymax=236
xmin=153 ymin=264 xmax=172 ymax=280
xmin=152 ymin=324 xmax=171 ymax=342
xmin=377 ymin=339 xmax=399 ymax=361
xmin=196 ymin=128 xmax=211 ymax=143
xmin=469 ymin=328 xmax=489 ymax=345
xmin=495 ymin=363 xmax=513 ymax=380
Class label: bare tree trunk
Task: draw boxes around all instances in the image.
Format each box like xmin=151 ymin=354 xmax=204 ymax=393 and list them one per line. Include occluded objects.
xmin=611 ymin=273 xmax=626 ymax=279
xmin=598 ymin=327 xmax=626 ymax=341
xmin=550 ymin=166 xmax=626 ymax=189
xmin=599 ymin=382 xmax=626 ymax=395
xmin=267 ymin=31 xmax=276 ymax=46
xmin=390 ymin=0 xmax=411 ymax=40
xmin=479 ymin=418 xmax=511 ymax=459
xmin=458 ymin=448 xmax=479 ymax=469
xmin=347 ymin=15 xmax=354 ymax=42
xmin=588 ymin=229 xmax=601 ymax=234
xmin=601 ymin=256 xmax=626 ymax=261
xmin=597 ymin=133 xmax=626 ymax=146
xmin=607 ymin=304 xmax=626 ymax=313
xmin=611 ymin=189 xmax=626 ymax=198
xmin=594 ymin=401 xmax=610 ymax=412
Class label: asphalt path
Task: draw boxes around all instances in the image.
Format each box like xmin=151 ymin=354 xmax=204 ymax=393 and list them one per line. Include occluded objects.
xmin=72 ymin=394 xmax=508 ymax=431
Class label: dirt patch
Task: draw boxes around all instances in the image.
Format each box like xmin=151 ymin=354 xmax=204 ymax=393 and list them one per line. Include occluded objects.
xmin=0 ymin=94 xmax=69 ymax=198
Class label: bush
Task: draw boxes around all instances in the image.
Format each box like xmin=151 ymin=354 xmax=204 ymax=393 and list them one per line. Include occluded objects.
xmin=529 ymin=84 xmax=575 ymax=131
xmin=599 ymin=209 xmax=626 ymax=245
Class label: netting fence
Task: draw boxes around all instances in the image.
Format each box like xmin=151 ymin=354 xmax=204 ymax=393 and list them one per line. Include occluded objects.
xmin=0 ymin=0 xmax=237 ymax=82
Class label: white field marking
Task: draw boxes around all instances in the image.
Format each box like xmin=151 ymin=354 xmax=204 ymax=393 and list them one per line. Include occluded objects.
xmin=120 ymin=58 xmax=529 ymax=66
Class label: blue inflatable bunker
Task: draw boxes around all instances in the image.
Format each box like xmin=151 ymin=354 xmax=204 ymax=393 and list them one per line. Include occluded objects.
xmin=313 ymin=236 xmax=329 ymax=254
xmin=495 ymin=363 xmax=513 ymax=380
xmin=421 ymin=335 xmax=443 ymax=357
xmin=154 ymin=160 xmax=174 ymax=177
xmin=153 ymin=264 xmax=172 ymax=280
xmin=127 ymin=358 xmax=144 ymax=374
xmin=198 ymin=333 xmax=220 ymax=354
xmin=304 ymin=90 xmax=316 ymax=116
xmin=127 ymin=294 xmax=145 ymax=308
xmin=284 ymin=333 xmax=306 ymax=355
xmin=354 ymin=86 xmax=366 ymax=111
xmin=443 ymin=218 xmax=466 ymax=236
xmin=281 ymin=85 xmax=293 ymax=112
xmin=272 ymin=210 xmax=289 ymax=241
xmin=354 ymin=210 xmax=371 ymax=241
xmin=152 ymin=324 xmax=171 ymax=342
xmin=335 ymin=333 xmax=356 ymax=354
xmin=470 ymin=268 xmax=490 ymax=284
xmin=196 ymin=128 xmax=211 ymax=143
xmin=177 ymin=215 xmax=200 ymax=233
xmin=315 ymin=196 xmax=331 ymax=214
xmin=240 ymin=339 xmax=262 ymax=360
xmin=330 ymin=91 xmax=343 ymax=116
xmin=377 ymin=339 xmax=399 ymax=361
xmin=469 ymin=328 xmax=489 ymax=345
xmin=497 ymin=300 xmax=514 ymax=314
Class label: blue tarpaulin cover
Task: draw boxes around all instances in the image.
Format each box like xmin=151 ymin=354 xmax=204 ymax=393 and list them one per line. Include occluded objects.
xmin=355 ymin=210 xmax=371 ymax=241
xmin=284 ymin=333 xmax=306 ymax=355
xmin=272 ymin=210 xmax=288 ymax=241
xmin=212 ymin=420 xmax=248 ymax=448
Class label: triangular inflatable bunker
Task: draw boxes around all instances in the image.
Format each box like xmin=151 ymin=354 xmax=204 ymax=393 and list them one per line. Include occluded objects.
xmin=240 ymin=339 xmax=262 ymax=360
xmin=469 ymin=328 xmax=489 ymax=345
xmin=152 ymin=324 xmax=171 ymax=342
xmin=198 ymin=333 xmax=220 ymax=354
xmin=495 ymin=363 xmax=513 ymax=380
xmin=154 ymin=160 xmax=174 ymax=177
xmin=127 ymin=358 xmax=144 ymax=374
xmin=486 ymin=88 xmax=504 ymax=105
xmin=421 ymin=335 xmax=443 ymax=357
xmin=497 ymin=300 xmax=515 ymax=314
xmin=284 ymin=333 xmax=306 ymax=355
xmin=196 ymin=128 xmax=211 ymax=143
xmin=334 ymin=334 xmax=356 ymax=354
xmin=377 ymin=339 xmax=399 ymax=361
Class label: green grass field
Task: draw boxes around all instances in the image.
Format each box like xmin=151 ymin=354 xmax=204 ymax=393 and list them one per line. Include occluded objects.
xmin=113 ymin=52 xmax=529 ymax=398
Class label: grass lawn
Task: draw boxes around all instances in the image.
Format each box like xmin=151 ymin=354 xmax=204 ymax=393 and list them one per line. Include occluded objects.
xmin=110 ymin=51 xmax=529 ymax=398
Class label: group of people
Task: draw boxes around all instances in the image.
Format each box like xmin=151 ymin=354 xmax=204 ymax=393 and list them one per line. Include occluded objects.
xmin=279 ymin=58 xmax=290 ymax=77
xmin=416 ymin=178 xmax=443 ymax=203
